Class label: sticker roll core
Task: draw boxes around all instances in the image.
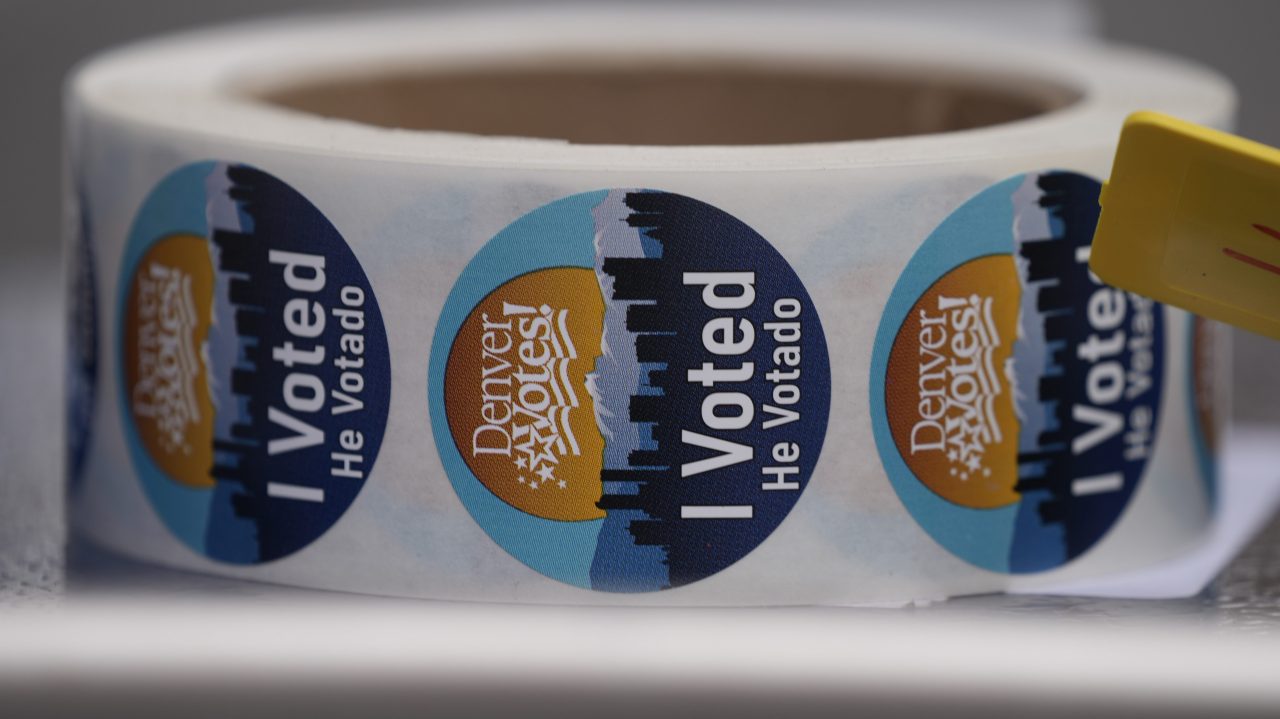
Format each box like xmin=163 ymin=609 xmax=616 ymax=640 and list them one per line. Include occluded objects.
xmin=67 ymin=8 xmax=1235 ymax=605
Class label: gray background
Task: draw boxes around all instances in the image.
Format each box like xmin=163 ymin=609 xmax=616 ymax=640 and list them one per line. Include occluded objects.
xmin=2 ymin=8 xmax=1279 ymax=710
xmin=1 ymin=0 xmax=1277 ymax=423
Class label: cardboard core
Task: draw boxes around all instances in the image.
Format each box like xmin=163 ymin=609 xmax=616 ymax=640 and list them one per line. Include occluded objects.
xmin=257 ymin=64 xmax=1079 ymax=145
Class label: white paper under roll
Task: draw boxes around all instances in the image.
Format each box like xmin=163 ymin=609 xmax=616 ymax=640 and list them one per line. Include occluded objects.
xmin=65 ymin=7 xmax=1235 ymax=605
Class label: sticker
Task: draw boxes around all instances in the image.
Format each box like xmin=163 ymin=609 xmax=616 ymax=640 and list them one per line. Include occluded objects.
xmin=870 ymin=171 xmax=1166 ymax=573
xmin=67 ymin=184 xmax=99 ymax=490
xmin=118 ymin=162 xmax=390 ymax=563
xmin=1189 ymin=316 xmax=1222 ymax=500
xmin=430 ymin=190 xmax=831 ymax=592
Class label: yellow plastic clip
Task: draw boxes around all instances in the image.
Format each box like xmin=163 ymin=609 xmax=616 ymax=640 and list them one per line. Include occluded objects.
xmin=1091 ymin=111 xmax=1280 ymax=340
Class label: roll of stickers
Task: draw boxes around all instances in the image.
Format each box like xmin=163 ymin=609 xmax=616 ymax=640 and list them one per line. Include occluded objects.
xmin=65 ymin=8 xmax=1235 ymax=604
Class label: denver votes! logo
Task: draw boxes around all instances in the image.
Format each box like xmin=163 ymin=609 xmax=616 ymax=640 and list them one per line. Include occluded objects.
xmin=119 ymin=162 xmax=390 ymax=564
xmin=871 ymin=171 xmax=1166 ymax=573
xmin=431 ymin=190 xmax=831 ymax=592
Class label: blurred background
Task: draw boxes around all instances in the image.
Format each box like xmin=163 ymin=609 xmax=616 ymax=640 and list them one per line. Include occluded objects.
xmin=1 ymin=1 xmax=1279 ymax=714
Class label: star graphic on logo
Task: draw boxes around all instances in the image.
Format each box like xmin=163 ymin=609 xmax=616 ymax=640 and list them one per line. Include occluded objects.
xmin=965 ymin=454 xmax=983 ymax=473
xmin=557 ymin=480 xmax=567 ymax=489
xmin=536 ymin=464 xmax=556 ymax=483
xmin=515 ymin=456 xmax=527 ymax=470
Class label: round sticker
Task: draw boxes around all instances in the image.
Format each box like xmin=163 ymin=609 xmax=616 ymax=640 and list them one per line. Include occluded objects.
xmin=870 ymin=171 xmax=1166 ymax=573
xmin=118 ymin=162 xmax=391 ymax=564
xmin=430 ymin=190 xmax=831 ymax=592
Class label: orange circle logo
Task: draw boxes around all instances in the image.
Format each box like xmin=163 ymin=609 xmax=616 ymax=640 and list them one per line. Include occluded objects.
xmin=444 ymin=268 xmax=607 ymax=521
